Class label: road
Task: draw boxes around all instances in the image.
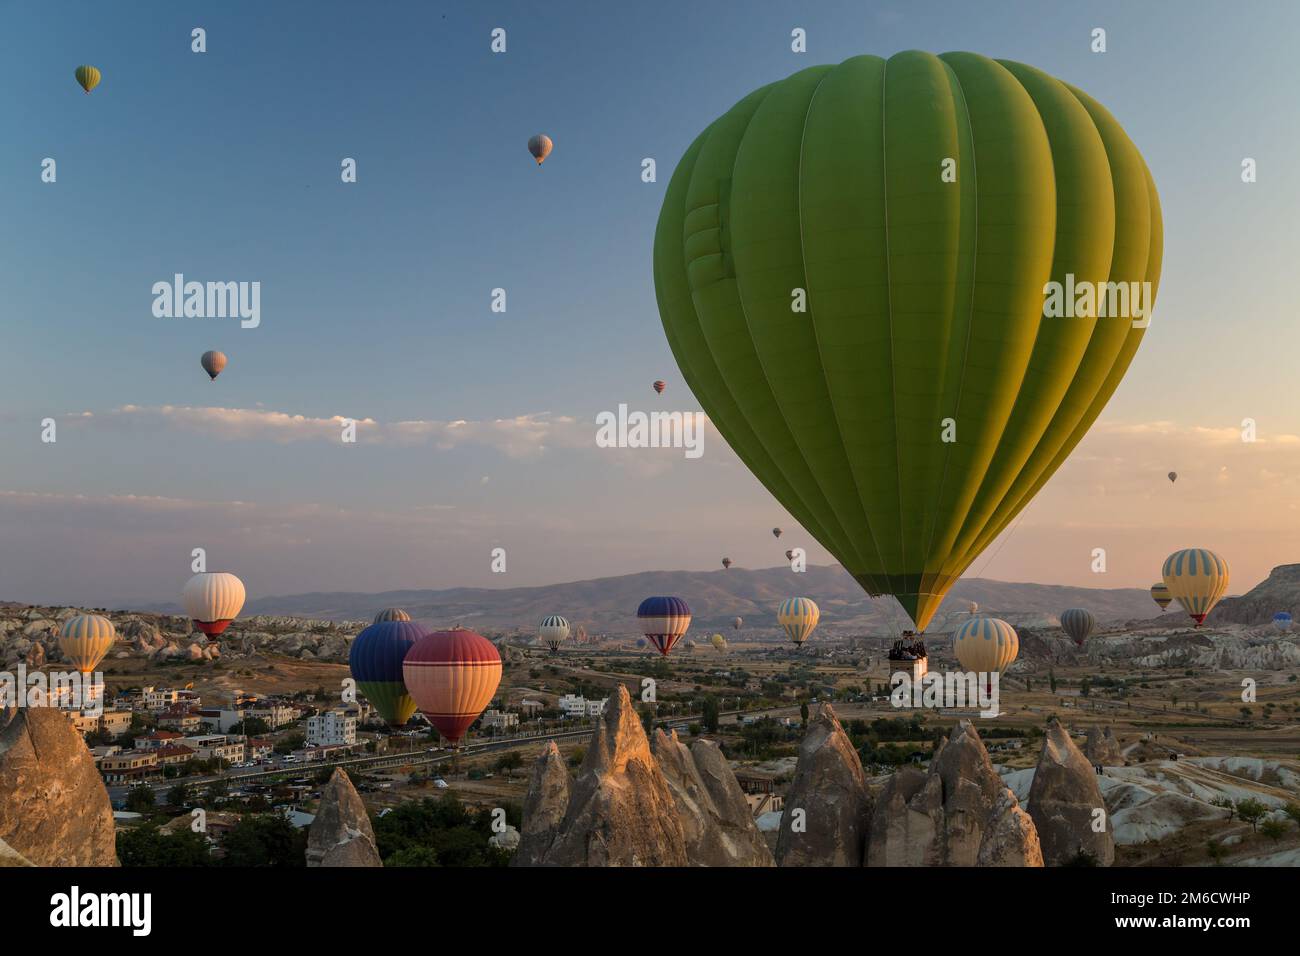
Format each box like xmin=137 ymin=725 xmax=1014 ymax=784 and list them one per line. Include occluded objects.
xmin=109 ymin=705 xmax=800 ymax=806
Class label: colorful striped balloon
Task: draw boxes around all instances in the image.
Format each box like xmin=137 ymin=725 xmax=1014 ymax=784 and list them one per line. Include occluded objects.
xmin=1161 ymin=548 xmax=1230 ymax=626
xmin=1273 ymin=612 xmax=1293 ymax=633
xmin=403 ymin=627 xmax=502 ymax=745
xmin=58 ymin=614 xmax=116 ymax=674
xmin=952 ymin=617 xmax=1020 ymax=687
xmin=637 ymin=596 xmax=691 ymax=656
xmin=373 ymin=608 xmax=411 ymax=624
xmin=1059 ymin=607 xmax=1095 ymax=646
xmin=777 ymin=597 xmax=820 ymax=646
xmin=349 ymin=620 xmax=425 ymax=726
xmin=1150 ymin=582 xmax=1172 ymax=611
xmin=182 ymin=572 xmax=245 ymax=637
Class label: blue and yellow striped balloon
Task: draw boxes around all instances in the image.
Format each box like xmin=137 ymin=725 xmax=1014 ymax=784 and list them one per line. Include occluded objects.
xmin=1161 ymin=548 xmax=1230 ymax=626
xmin=58 ymin=614 xmax=116 ymax=674
xmin=637 ymin=596 xmax=691 ymax=656
xmin=952 ymin=616 xmax=1019 ymax=678
xmin=777 ymin=597 xmax=820 ymax=646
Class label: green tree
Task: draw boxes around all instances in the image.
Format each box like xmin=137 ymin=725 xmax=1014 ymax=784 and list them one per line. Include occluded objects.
xmin=220 ymin=814 xmax=307 ymax=867
xmin=800 ymin=701 xmax=810 ymax=726
xmin=1235 ymin=799 xmax=1268 ymax=832
xmin=124 ymin=785 xmax=156 ymax=814
xmin=1260 ymin=819 xmax=1287 ymax=844
xmin=117 ymin=825 xmax=213 ymax=867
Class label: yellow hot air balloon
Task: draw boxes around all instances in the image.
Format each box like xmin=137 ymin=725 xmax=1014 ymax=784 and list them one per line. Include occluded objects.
xmin=58 ymin=614 xmax=116 ymax=674
xmin=75 ymin=65 xmax=101 ymax=94
xmin=711 ymin=633 xmax=727 ymax=652
xmin=1162 ymin=548 xmax=1229 ymax=626
xmin=777 ymin=597 xmax=819 ymax=646
xmin=952 ymin=617 xmax=1019 ymax=691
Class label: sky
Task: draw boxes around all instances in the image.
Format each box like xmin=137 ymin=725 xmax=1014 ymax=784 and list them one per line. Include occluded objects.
xmin=2 ymin=0 xmax=1298 ymax=607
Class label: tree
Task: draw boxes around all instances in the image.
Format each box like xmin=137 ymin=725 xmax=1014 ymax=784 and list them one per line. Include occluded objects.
xmin=1235 ymin=799 xmax=1268 ymax=832
xmin=124 ymin=786 xmax=156 ymax=814
xmin=1205 ymin=839 xmax=1226 ymax=865
xmin=220 ymin=814 xmax=307 ymax=867
xmin=1080 ymin=678 xmax=1091 ymax=698
xmin=1210 ymin=797 xmax=1235 ymax=821
xmin=702 ymin=696 xmax=719 ymax=733
xmin=1048 ymin=670 xmax=1058 ymax=694
xmin=799 ymin=701 xmax=809 ymax=726
xmin=1260 ymin=819 xmax=1287 ymax=844
xmin=1283 ymin=803 xmax=1300 ymax=827
xmin=117 ymin=824 xmax=213 ymax=867
xmin=495 ymin=752 xmax=524 ymax=778
xmin=167 ymin=783 xmax=192 ymax=808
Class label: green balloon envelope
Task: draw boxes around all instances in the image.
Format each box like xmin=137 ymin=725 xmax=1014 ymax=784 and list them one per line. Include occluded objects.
xmin=654 ymin=51 xmax=1162 ymax=631
xmin=356 ymin=681 xmax=417 ymax=727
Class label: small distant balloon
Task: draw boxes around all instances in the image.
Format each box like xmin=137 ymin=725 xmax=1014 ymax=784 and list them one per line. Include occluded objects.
xmin=772 ymin=527 xmax=782 ymax=538
xmin=75 ymin=65 xmax=101 ymax=94
xmin=1273 ymin=611 xmax=1292 ymax=632
xmin=201 ymin=350 xmax=227 ymax=381
xmin=722 ymin=557 xmax=732 ymax=569
xmin=733 ymin=616 xmax=742 ymax=630
xmin=653 ymin=380 xmax=666 ymax=395
xmin=527 ymin=134 xmax=553 ymax=165
xmin=1168 ymin=471 xmax=1178 ymax=483
xmin=785 ymin=549 xmax=795 ymax=561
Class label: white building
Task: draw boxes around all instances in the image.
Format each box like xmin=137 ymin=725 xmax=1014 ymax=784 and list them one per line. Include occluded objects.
xmin=307 ymin=711 xmax=356 ymax=747
xmin=245 ymin=702 xmax=298 ymax=729
xmin=182 ymin=734 xmax=245 ymax=764
xmin=481 ymin=710 xmax=519 ymax=732
xmin=558 ymin=695 xmax=608 ymax=718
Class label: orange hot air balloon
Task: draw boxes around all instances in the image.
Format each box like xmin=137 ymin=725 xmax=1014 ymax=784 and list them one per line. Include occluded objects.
xmin=403 ymin=627 xmax=501 ymax=745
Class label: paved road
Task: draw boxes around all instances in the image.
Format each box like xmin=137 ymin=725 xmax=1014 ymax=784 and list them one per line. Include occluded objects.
xmin=109 ymin=706 xmax=800 ymax=806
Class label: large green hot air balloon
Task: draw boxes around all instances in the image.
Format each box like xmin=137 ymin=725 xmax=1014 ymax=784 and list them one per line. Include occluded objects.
xmin=654 ymin=51 xmax=1162 ymax=633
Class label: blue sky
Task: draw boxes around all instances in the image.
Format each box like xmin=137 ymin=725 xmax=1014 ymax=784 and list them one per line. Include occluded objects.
xmin=2 ymin=0 xmax=1299 ymax=606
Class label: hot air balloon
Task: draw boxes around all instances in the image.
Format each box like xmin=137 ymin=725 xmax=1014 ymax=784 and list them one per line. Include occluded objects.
xmin=403 ymin=627 xmax=502 ymax=745
xmin=575 ymin=624 xmax=588 ymax=644
xmin=349 ymin=620 xmax=424 ymax=726
xmin=785 ymin=549 xmax=795 ymax=561
xmin=635 ymin=637 xmax=648 ymax=650
xmin=722 ymin=557 xmax=732 ymax=569
xmin=58 ymin=614 xmax=116 ymax=674
xmin=539 ymin=614 xmax=571 ymax=654
xmin=1150 ymin=583 xmax=1172 ymax=611
xmin=1273 ymin=612 xmax=1292 ymax=633
xmin=772 ymin=528 xmax=783 ymax=538
xmin=1168 ymin=471 xmax=1177 ymax=483
xmin=183 ymin=572 xmax=245 ymax=637
xmin=653 ymin=51 xmax=1162 ymax=637
xmin=683 ymin=638 xmax=697 ymax=652
xmin=200 ymin=350 xmax=227 ymax=381
xmin=711 ymin=633 xmax=727 ymax=652
xmin=75 ymin=65 xmax=101 ymax=94
xmin=777 ymin=597 xmax=820 ymax=647
xmin=1162 ymin=548 xmax=1230 ymax=627
xmin=952 ymin=617 xmax=1020 ymax=693
xmin=1059 ymin=608 xmax=1096 ymax=647
xmin=527 ymin=134 xmax=553 ymax=165
xmin=637 ymin=596 xmax=691 ymax=656
xmin=733 ymin=616 xmax=742 ymax=630
xmin=653 ymin=380 xmax=666 ymax=395
xmin=373 ymin=608 xmax=411 ymax=624
xmin=968 ymin=601 xmax=980 ymax=614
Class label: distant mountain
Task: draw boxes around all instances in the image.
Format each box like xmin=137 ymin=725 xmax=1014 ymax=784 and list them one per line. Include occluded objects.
xmin=1213 ymin=563 xmax=1300 ymax=626
xmin=138 ymin=565 xmax=1165 ymax=636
